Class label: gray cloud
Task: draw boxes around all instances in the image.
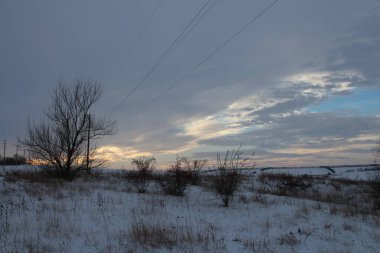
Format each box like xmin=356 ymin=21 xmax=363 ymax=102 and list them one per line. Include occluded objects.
xmin=1 ymin=0 xmax=379 ymax=166
xmin=323 ymin=8 xmax=380 ymax=88
xmin=201 ymin=113 xmax=380 ymax=148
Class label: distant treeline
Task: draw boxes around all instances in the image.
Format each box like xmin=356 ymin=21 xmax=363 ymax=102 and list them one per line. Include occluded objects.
xmin=0 ymin=155 xmax=27 ymax=165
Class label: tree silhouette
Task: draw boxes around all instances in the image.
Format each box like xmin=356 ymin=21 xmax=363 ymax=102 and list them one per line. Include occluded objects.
xmin=21 ymin=79 xmax=115 ymax=178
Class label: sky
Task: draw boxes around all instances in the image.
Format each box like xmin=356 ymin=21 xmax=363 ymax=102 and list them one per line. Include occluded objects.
xmin=1 ymin=0 xmax=380 ymax=168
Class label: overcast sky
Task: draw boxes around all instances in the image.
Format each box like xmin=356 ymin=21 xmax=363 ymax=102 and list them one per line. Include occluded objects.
xmin=1 ymin=0 xmax=379 ymax=168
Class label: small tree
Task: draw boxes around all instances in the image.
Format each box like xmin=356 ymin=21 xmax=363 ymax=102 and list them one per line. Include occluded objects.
xmin=211 ymin=148 xmax=255 ymax=207
xmin=21 ymin=79 xmax=115 ymax=179
xmin=128 ymin=156 xmax=156 ymax=193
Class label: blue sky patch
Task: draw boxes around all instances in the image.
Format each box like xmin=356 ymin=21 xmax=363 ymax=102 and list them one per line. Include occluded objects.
xmin=309 ymin=89 xmax=380 ymax=115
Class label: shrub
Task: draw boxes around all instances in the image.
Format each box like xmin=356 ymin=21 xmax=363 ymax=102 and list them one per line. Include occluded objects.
xmin=211 ymin=148 xmax=255 ymax=207
xmin=156 ymin=158 xmax=188 ymax=196
xmin=212 ymin=168 xmax=242 ymax=207
xmin=127 ymin=157 xmax=156 ymax=193
xmin=0 ymin=155 xmax=27 ymax=165
xmin=182 ymin=157 xmax=207 ymax=185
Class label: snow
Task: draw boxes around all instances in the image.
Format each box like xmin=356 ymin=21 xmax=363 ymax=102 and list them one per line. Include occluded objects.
xmin=0 ymin=165 xmax=379 ymax=252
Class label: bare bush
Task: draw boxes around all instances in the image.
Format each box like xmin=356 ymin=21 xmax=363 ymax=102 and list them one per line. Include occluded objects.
xmin=20 ymin=79 xmax=115 ymax=179
xmin=127 ymin=157 xmax=156 ymax=193
xmin=182 ymin=157 xmax=207 ymax=185
xmin=211 ymin=148 xmax=255 ymax=207
xmin=156 ymin=158 xmax=188 ymax=196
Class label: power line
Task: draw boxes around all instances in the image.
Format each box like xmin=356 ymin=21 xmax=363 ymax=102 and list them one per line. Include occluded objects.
xmin=115 ymin=0 xmax=163 ymax=76
xmin=113 ymin=0 xmax=219 ymax=112
xmin=127 ymin=0 xmax=281 ymax=120
xmin=150 ymin=0 xmax=220 ymax=74
xmin=114 ymin=0 xmax=216 ymax=111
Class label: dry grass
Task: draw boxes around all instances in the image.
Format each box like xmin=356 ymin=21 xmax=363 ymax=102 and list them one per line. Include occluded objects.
xmin=1 ymin=168 xmax=380 ymax=252
xmin=277 ymin=232 xmax=300 ymax=247
xmin=250 ymin=193 xmax=271 ymax=205
xmin=129 ymin=222 xmax=178 ymax=249
xmin=254 ymin=173 xmax=380 ymax=216
xmin=129 ymin=220 xmax=225 ymax=252
xmin=4 ymin=169 xmax=63 ymax=183
xmin=242 ymin=238 xmax=272 ymax=253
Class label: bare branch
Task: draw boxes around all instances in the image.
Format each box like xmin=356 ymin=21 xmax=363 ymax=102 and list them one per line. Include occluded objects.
xmin=21 ymin=78 xmax=116 ymax=179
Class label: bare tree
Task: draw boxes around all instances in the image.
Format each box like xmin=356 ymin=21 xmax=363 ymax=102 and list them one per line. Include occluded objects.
xmin=21 ymin=79 xmax=115 ymax=179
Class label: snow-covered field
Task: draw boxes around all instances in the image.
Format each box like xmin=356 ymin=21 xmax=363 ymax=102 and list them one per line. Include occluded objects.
xmin=0 ymin=165 xmax=379 ymax=253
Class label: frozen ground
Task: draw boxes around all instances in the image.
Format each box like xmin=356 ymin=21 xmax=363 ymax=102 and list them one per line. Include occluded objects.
xmin=0 ymin=165 xmax=379 ymax=253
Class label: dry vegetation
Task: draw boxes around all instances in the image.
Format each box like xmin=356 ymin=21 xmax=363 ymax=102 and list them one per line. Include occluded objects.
xmin=1 ymin=166 xmax=380 ymax=253
xmin=254 ymin=173 xmax=380 ymax=216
